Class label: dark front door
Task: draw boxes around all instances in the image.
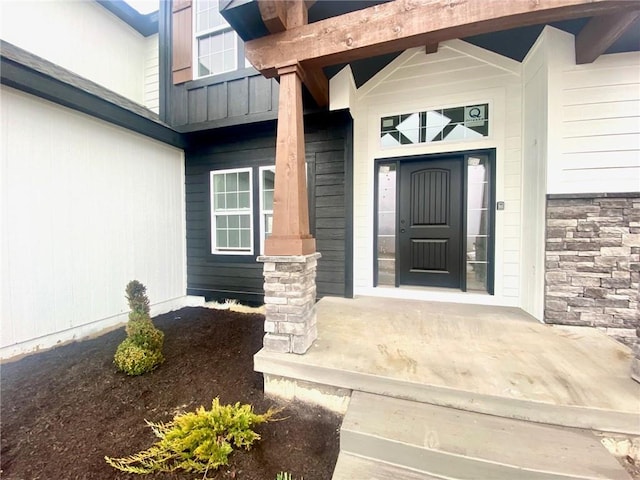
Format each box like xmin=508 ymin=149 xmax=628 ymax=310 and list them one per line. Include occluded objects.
xmin=399 ymin=157 xmax=463 ymax=287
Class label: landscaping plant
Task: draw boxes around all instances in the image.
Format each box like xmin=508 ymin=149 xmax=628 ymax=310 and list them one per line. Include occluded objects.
xmin=113 ymin=280 xmax=164 ymax=375
xmin=105 ymin=398 xmax=281 ymax=475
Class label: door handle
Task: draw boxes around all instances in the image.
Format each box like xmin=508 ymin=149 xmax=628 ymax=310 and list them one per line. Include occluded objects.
xmin=400 ymin=228 xmax=406 ymax=233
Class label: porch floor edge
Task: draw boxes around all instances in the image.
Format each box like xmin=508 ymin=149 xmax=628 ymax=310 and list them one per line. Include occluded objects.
xmin=254 ymin=296 xmax=640 ymax=435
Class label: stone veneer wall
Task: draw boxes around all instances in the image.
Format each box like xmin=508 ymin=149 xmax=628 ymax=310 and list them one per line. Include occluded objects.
xmin=545 ymin=193 xmax=640 ymax=347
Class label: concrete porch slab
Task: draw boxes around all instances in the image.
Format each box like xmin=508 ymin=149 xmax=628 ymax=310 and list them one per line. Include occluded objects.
xmin=254 ymin=296 xmax=640 ymax=434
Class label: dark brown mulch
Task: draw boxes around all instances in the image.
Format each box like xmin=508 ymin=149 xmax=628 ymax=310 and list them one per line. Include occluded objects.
xmin=0 ymin=307 xmax=341 ymax=480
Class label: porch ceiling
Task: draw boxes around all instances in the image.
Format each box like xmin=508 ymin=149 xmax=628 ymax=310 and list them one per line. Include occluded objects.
xmin=223 ymin=0 xmax=640 ymax=92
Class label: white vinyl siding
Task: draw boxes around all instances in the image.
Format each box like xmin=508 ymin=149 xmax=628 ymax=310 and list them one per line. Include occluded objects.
xmin=144 ymin=34 xmax=160 ymax=114
xmin=554 ymin=51 xmax=640 ymax=194
xmin=336 ymin=39 xmax=523 ymax=306
xmin=1 ymin=86 xmax=190 ymax=358
xmin=0 ymin=1 xmax=149 ymax=105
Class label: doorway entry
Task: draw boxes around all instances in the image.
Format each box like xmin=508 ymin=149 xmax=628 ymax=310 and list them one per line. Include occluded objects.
xmin=374 ymin=150 xmax=495 ymax=293
xmin=399 ymin=157 xmax=463 ymax=287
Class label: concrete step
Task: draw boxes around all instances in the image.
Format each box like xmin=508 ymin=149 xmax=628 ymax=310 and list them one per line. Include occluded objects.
xmin=339 ymin=391 xmax=631 ymax=480
xmin=332 ymin=452 xmax=443 ymax=480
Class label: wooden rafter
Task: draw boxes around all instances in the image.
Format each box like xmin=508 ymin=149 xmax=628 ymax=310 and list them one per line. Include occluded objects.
xmin=246 ymin=0 xmax=640 ymax=76
xmin=257 ymin=0 xmax=328 ymax=106
xmin=425 ymin=43 xmax=439 ymax=54
xmin=575 ymin=10 xmax=640 ymax=64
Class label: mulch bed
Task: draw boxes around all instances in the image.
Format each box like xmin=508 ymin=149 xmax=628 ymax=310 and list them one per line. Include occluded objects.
xmin=1 ymin=307 xmax=341 ymax=480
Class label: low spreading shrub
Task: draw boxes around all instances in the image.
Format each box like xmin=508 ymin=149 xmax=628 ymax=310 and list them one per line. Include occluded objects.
xmin=105 ymin=398 xmax=281 ymax=475
xmin=114 ymin=280 xmax=164 ymax=376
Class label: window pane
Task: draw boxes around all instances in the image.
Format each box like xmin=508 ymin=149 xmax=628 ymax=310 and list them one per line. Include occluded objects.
xmin=223 ymin=30 xmax=235 ymax=49
xmin=228 ymin=230 xmax=240 ymax=248
xmin=240 ymin=229 xmax=250 ymax=248
xmin=227 ymin=193 xmax=238 ymax=209
xmin=224 ymin=50 xmax=235 ymax=72
xmin=263 ymin=169 xmax=274 ymax=189
xmin=239 ymin=192 xmax=250 ymax=209
xmin=228 ymin=215 xmax=239 ymax=228
xmin=217 ymin=216 xmax=227 ymax=228
xmin=377 ymin=163 xmax=396 ymax=286
xmin=199 ymin=59 xmax=211 ymax=77
xmin=465 ymin=155 xmax=490 ymax=292
xmin=238 ymin=172 xmax=250 ymax=191
xmin=467 ymin=263 xmax=487 ymax=291
xmin=263 ymin=191 xmax=273 ymax=210
xmin=227 ymin=172 xmax=238 ymax=191
xmin=216 ymin=228 xmax=227 ymax=248
xmin=214 ymin=193 xmax=225 ymax=209
xmin=264 ymin=214 xmax=273 ymax=236
xmin=214 ymin=174 xmax=225 ymax=193
xmin=240 ymin=215 xmax=250 ymax=228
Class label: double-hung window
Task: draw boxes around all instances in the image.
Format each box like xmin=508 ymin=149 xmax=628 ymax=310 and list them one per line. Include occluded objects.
xmin=259 ymin=167 xmax=275 ymax=254
xmin=210 ymin=166 xmax=276 ymax=256
xmin=194 ymin=0 xmax=237 ymax=78
xmin=210 ymin=168 xmax=252 ymax=254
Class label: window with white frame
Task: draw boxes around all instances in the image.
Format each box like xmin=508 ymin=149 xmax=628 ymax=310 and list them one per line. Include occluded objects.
xmin=259 ymin=166 xmax=275 ymax=254
xmin=210 ymin=168 xmax=252 ymax=254
xmin=194 ymin=0 xmax=237 ymax=78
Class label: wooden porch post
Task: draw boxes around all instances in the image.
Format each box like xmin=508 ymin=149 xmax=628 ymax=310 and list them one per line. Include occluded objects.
xmin=264 ymin=63 xmax=316 ymax=256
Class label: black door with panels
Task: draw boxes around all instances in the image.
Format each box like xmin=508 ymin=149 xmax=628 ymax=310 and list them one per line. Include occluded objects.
xmin=398 ymin=157 xmax=463 ymax=288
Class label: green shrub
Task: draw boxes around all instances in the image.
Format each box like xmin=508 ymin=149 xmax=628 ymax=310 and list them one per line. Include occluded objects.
xmin=114 ymin=280 xmax=164 ymax=376
xmin=105 ymin=398 xmax=281 ymax=475
xmin=114 ymin=338 xmax=164 ymax=376
xmin=125 ymin=280 xmax=150 ymax=316
xmin=126 ymin=319 xmax=164 ymax=351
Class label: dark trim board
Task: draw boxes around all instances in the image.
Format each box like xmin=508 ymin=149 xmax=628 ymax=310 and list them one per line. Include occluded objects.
xmin=1 ymin=41 xmax=185 ymax=149
xmin=96 ymin=0 xmax=159 ymax=37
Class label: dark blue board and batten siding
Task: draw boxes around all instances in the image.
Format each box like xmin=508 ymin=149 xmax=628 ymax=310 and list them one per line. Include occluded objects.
xmin=169 ymin=70 xmax=280 ymax=131
xmin=185 ymin=111 xmax=353 ymax=304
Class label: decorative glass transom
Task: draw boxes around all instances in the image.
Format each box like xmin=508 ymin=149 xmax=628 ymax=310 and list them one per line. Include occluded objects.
xmin=380 ymin=104 xmax=489 ymax=148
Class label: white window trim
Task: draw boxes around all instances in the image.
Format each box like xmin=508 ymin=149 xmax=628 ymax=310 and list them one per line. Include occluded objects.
xmin=259 ymin=166 xmax=275 ymax=255
xmin=210 ymin=167 xmax=253 ymax=255
xmin=193 ymin=0 xmax=238 ymax=80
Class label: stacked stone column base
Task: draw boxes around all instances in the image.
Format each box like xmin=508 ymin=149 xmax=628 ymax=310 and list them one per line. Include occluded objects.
xmin=258 ymin=253 xmax=321 ymax=354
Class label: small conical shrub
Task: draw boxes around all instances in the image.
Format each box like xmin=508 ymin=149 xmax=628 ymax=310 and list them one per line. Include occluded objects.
xmin=114 ymin=280 xmax=164 ymax=376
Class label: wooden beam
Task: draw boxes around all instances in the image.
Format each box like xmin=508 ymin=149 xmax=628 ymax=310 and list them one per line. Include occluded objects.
xmin=264 ymin=64 xmax=316 ymax=256
xmin=257 ymin=0 xmax=327 ymax=106
xmin=575 ymin=10 xmax=640 ymax=64
xmin=246 ymin=0 xmax=639 ymax=76
xmin=258 ymin=0 xmax=314 ymax=33
xmin=297 ymin=63 xmax=329 ymax=107
xmin=425 ymin=43 xmax=439 ymax=54
xmin=258 ymin=0 xmax=288 ymax=33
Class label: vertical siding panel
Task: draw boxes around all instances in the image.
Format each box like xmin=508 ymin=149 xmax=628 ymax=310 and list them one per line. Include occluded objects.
xmin=248 ymin=75 xmax=272 ymax=114
xmin=188 ymin=87 xmax=207 ymax=124
xmin=207 ymin=83 xmax=228 ymax=120
xmin=1 ymin=87 xmax=186 ymax=356
xmin=227 ymin=78 xmax=249 ymax=117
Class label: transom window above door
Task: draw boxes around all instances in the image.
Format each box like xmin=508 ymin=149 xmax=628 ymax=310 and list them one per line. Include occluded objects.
xmin=194 ymin=0 xmax=237 ymax=78
xmin=380 ymin=104 xmax=489 ymax=148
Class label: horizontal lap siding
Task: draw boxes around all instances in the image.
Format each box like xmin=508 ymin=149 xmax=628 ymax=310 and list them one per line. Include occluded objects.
xmin=185 ymin=112 xmax=351 ymax=302
xmin=556 ymin=52 xmax=640 ymax=194
xmin=308 ymin=130 xmax=349 ymax=297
